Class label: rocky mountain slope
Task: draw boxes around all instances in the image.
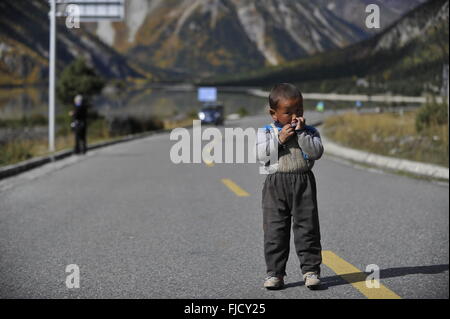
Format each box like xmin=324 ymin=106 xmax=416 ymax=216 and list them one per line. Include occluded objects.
xmin=0 ymin=0 xmax=427 ymax=85
xmin=0 ymin=0 xmax=141 ymax=86
xmin=90 ymin=0 xmax=424 ymax=80
xmin=206 ymin=0 xmax=448 ymax=96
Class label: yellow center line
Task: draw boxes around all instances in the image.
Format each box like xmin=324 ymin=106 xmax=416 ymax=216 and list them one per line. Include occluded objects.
xmin=203 ymin=146 xmax=214 ymax=166
xmin=322 ymin=250 xmax=401 ymax=299
xmin=203 ymin=151 xmax=214 ymax=167
xmin=203 ymin=140 xmax=219 ymax=167
xmin=221 ymin=178 xmax=250 ymax=197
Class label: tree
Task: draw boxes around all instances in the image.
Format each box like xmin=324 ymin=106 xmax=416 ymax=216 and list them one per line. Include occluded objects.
xmin=56 ymin=58 xmax=105 ymax=105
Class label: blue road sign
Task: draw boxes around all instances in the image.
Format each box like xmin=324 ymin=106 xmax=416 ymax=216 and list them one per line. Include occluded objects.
xmin=198 ymin=87 xmax=217 ymax=102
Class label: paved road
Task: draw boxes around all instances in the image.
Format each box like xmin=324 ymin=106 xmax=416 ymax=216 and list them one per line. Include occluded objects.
xmin=0 ymin=113 xmax=448 ymax=298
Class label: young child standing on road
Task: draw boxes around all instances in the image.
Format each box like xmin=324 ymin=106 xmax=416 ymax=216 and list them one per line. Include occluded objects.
xmin=256 ymin=83 xmax=324 ymax=290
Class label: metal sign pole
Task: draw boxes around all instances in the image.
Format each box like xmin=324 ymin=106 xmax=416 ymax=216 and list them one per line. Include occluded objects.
xmin=47 ymin=0 xmax=125 ymax=153
xmin=49 ymin=0 xmax=56 ymax=152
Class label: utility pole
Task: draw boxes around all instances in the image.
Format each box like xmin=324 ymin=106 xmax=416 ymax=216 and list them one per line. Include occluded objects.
xmin=48 ymin=0 xmax=56 ymax=152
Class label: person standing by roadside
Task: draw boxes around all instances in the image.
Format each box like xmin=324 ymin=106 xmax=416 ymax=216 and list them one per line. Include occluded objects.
xmin=70 ymin=94 xmax=88 ymax=155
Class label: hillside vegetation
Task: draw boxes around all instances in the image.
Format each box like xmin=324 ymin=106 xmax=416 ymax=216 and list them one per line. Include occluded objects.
xmin=0 ymin=0 xmax=141 ymax=87
xmin=202 ymin=0 xmax=449 ymax=97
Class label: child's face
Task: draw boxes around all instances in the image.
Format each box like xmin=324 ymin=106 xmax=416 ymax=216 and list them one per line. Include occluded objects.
xmin=270 ymin=97 xmax=304 ymax=125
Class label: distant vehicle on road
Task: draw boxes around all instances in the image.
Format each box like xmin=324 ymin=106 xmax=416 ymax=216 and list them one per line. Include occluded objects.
xmin=198 ymin=102 xmax=224 ymax=125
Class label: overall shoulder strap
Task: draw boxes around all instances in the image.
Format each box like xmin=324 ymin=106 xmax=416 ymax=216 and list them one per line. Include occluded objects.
xmin=270 ymin=123 xmax=279 ymax=139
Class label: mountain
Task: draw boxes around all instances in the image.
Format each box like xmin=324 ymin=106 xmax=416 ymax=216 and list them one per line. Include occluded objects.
xmin=314 ymin=0 xmax=426 ymax=33
xmin=203 ymin=0 xmax=449 ymax=96
xmin=0 ymin=0 xmax=428 ymax=86
xmin=0 ymin=0 xmax=141 ymax=87
xmin=89 ymin=0 xmax=425 ymax=80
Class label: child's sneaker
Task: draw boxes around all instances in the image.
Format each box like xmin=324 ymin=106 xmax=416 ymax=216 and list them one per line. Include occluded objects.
xmin=264 ymin=276 xmax=284 ymax=290
xmin=303 ymin=272 xmax=320 ymax=289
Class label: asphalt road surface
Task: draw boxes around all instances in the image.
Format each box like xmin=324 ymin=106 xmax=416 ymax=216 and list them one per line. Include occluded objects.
xmin=0 ymin=113 xmax=448 ymax=298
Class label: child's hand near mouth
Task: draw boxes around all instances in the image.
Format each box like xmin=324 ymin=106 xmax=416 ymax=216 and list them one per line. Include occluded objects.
xmin=292 ymin=116 xmax=305 ymax=130
xmin=279 ymin=124 xmax=295 ymax=144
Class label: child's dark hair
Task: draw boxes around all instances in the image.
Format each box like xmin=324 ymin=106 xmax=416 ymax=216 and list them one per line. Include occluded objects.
xmin=269 ymin=83 xmax=303 ymax=110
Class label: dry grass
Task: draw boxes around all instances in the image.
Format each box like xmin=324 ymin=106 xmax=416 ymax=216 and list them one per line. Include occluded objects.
xmin=323 ymin=110 xmax=449 ymax=167
xmin=1 ymin=116 xmax=198 ymax=167
xmin=163 ymin=117 xmax=196 ymax=130
xmin=0 ymin=116 xmax=113 ymax=166
xmin=0 ymin=134 xmax=112 ymax=167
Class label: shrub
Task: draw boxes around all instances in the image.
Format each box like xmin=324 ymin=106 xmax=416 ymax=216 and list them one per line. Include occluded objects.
xmin=415 ymin=99 xmax=448 ymax=132
xmin=237 ymin=107 xmax=248 ymax=117
xmin=57 ymin=58 xmax=105 ymax=105
xmin=109 ymin=116 xmax=164 ymax=136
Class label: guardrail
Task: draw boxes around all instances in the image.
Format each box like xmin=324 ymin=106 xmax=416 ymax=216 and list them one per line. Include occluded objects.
xmin=247 ymin=89 xmax=443 ymax=104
